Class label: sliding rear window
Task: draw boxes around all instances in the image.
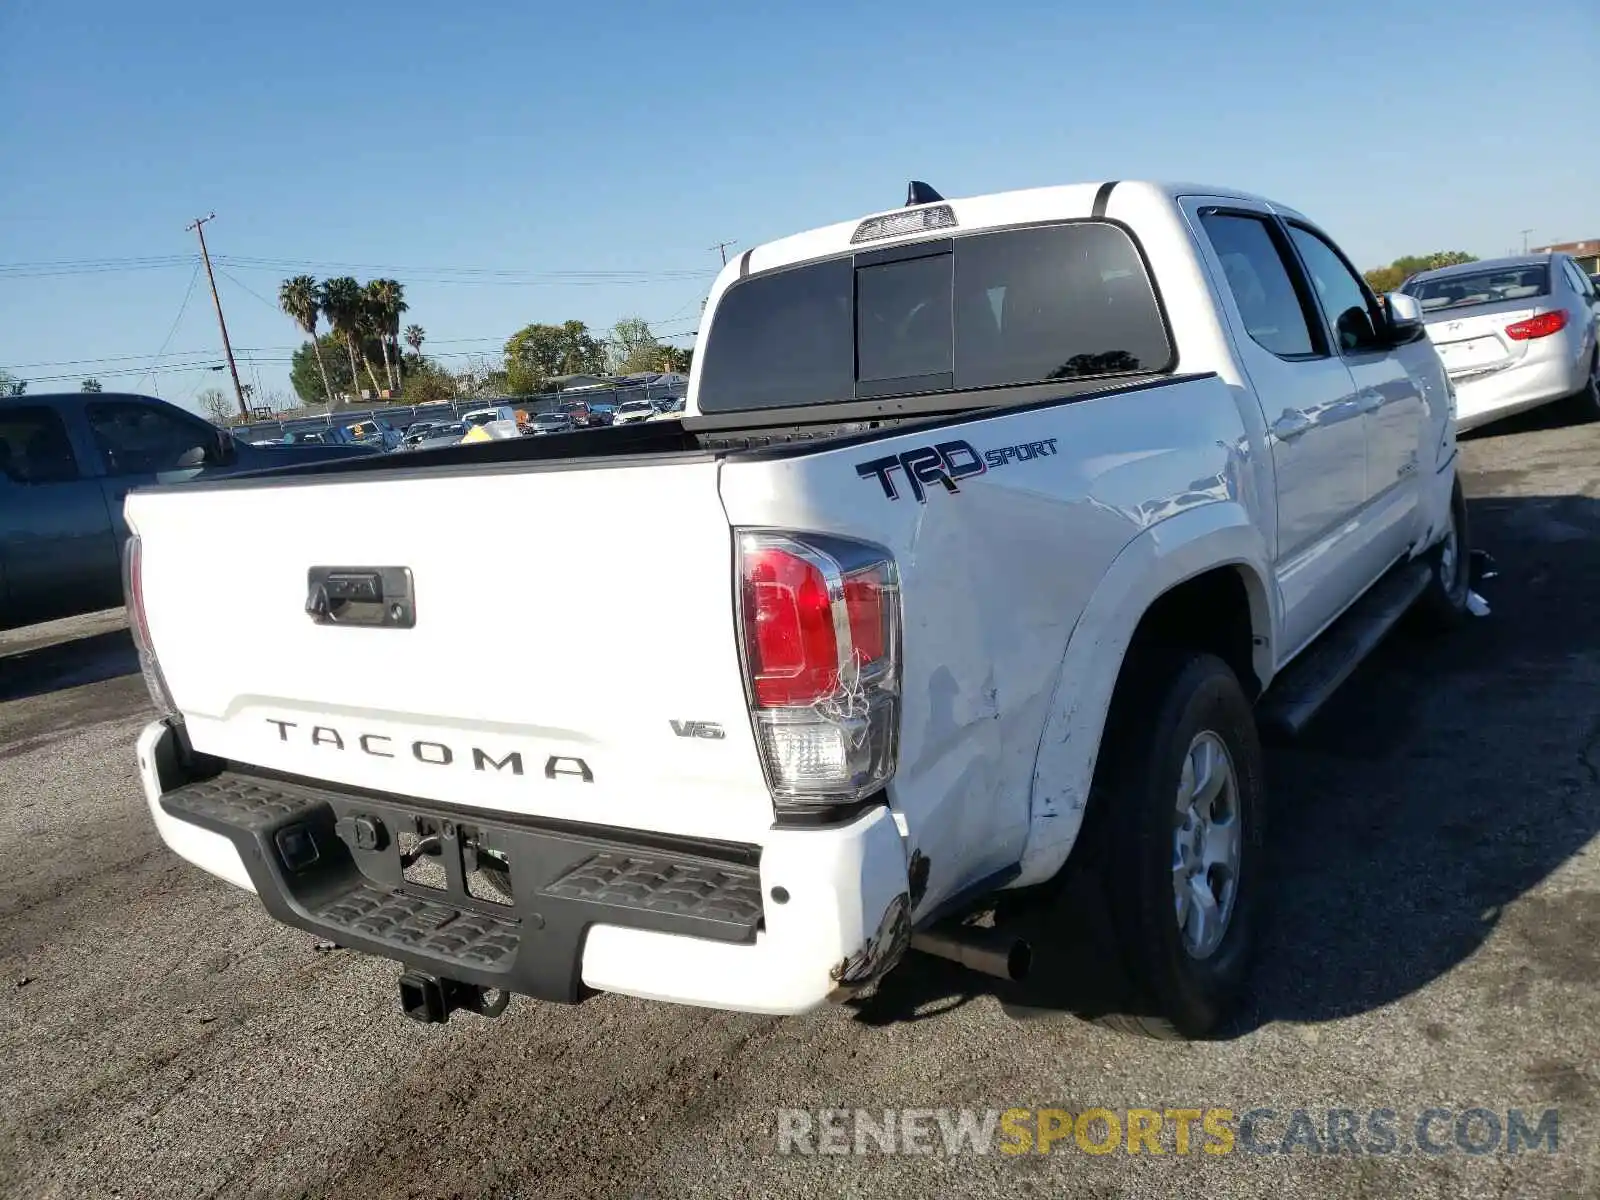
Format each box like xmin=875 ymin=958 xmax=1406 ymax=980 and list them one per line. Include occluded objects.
xmin=696 ymin=222 xmax=1172 ymax=413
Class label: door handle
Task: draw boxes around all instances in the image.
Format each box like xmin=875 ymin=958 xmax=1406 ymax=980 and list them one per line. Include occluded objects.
xmin=1271 ymin=411 xmax=1313 ymax=440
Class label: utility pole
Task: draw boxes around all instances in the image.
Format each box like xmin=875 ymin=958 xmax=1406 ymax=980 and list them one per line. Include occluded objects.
xmin=708 ymin=240 xmax=737 ymax=266
xmin=186 ymin=213 xmax=248 ymax=421
xmin=1521 ymin=229 xmax=1534 ymax=255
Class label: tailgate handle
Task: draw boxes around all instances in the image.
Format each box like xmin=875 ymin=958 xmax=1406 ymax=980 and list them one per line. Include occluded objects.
xmin=307 ymin=567 xmax=415 ymax=628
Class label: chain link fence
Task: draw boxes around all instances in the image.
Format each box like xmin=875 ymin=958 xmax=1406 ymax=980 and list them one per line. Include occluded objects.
xmin=234 ymin=383 xmax=687 ymax=442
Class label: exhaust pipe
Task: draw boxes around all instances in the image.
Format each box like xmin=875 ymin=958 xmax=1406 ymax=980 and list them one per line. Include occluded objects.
xmin=911 ymin=927 xmax=1032 ymax=982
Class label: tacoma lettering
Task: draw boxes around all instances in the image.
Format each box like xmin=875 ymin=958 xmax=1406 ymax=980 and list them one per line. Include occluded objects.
xmin=262 ymin=719 xmax=584 ymax=781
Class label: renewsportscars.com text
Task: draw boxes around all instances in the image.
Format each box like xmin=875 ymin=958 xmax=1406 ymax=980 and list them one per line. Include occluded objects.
xmin=776 ymin=1106 xmax=1560 ymax=1157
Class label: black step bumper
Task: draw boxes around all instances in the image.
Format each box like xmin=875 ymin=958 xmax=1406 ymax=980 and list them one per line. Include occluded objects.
xmin=158 ymin=765 xmax=765 ymax=1003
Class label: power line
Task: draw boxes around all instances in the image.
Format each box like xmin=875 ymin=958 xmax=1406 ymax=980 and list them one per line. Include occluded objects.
xmin=214 ymin=267 xmax=284 ymax=313
xmin=707 ymin=241 xmax=737 ymax=266
xmin=7 ymin=313 xmax=702 ymax=375
xmin=141 ymin=261 xmax=204 ymax=394
xmin=211 ymin=254 xmax=713 ymax=279
xmin=0 ymin=255 xmax=199 ymax=279
xmin=21 ymin=360 xmax=225 ymax=384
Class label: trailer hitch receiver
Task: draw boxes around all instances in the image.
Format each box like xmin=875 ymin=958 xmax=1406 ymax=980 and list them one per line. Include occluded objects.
xmin=398 ymin=971 xmax=511 ymax=1024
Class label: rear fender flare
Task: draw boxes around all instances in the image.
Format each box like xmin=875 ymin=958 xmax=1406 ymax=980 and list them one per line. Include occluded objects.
xmin=1013 ymin=502 xmax=1274 ymax=888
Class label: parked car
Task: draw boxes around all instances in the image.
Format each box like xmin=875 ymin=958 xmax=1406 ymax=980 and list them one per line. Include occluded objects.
xmin=531 ymin=411 xmax=576 ymax=435
xmin=125 ymin=179 xmax=1464 ymax=1038
xmin=1401 ymin=254 xmax=1599 ymax=430
xmin=0 ymin=391 xmax=379 ymax=631
xmin=344 ymin=419 xmax=403 ymax=451
xmin=644 ymin=397 xmax=687 ymax=421
xmin=408 ymin=421 xmax=467 ymax=451
xmin=611 ymin=400 xmax=657 ymax=425
xmin=401 ymin=422 xmax=440 ymax=449
xmin=556 ymin=400 xmax=603 ymax=428
xmin=462 ymin=405 xmax=521 ymax=430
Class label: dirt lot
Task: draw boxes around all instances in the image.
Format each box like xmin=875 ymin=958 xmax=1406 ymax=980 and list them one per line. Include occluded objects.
xmin=2 ymin=411 xmax=1597 ymax=1200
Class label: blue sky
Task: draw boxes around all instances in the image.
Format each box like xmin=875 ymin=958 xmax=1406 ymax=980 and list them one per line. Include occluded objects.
xmin=2 ymin=0 xmax=1595 ymax=414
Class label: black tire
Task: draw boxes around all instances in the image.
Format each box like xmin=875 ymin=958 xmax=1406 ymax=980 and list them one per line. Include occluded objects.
xmin=1414 ymin=476 xmax=1470 ymax=630
xmin=1008 ymin=651 xmax=1265 ymax=1039
xmin=1563 ymin=349 xmax=1599 ymax=424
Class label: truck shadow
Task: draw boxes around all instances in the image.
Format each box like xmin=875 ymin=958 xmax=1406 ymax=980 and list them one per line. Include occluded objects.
xmin=0 ymin=628 xmax=140 ymax=704
xmin=847 ymin=493 xmax=1600 ymax=1036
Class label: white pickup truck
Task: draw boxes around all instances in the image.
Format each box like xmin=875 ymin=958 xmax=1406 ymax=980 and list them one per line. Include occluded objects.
xmin=126 ymin=180 xmax=1467 ymax=1038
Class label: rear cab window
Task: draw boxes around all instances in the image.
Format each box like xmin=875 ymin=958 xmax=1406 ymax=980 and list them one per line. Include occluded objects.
xmin=1403 ymin=265 xmax=1550 ymax=313
xmin=696 ymin=222 xmax=1173 ymax=413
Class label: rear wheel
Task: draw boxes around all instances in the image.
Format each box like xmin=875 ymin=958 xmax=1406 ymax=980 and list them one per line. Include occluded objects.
xmin=1414 ymin=477 xmax=1470 ymax=629
xmin=1009 ymin=651 xmax=1265 ymax=1040
xmin=1565 ymin=349 xmax=1600 ymax=423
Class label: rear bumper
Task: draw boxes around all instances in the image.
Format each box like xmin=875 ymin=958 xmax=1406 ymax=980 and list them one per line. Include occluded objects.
xmin=137 ymin=719 xmax=911 ymax=1015
xmin=1452 ymin=350 xmax=1585 ymax=430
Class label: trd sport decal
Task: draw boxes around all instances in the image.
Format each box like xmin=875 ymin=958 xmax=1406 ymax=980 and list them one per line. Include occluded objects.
xmin=855 ymin=437 xmax=1059 ymax=502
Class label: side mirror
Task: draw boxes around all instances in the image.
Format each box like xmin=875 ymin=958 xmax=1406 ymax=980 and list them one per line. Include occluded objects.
xmin=1384 ymin=292 xmax=1427 ymax=345
xmin=213 ymin=427 xmax=236 ymax=463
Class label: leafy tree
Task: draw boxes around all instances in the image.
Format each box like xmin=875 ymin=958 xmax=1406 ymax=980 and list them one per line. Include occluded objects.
xmin=0 ymin=370 xmax=25 ymax=396
xmin=607 ymin=316 xmax=661 ymax=374
xmin=504 ymin=320 xmax=606 ymax=383
xmin=197 ymin=387 xmax=233 ymax=425
xmin=454 ymin=355 xmax=507 ymax=398
xmin=291 ymin=332 xmax=355 ymax=404
xmin=1364 ymin=251 xmax=1478 ymax=295
xmin=279 ymin=275 xmax=334 ymax=403
xmin=402 ymin=359 xmax=459 ymax=405
xmin=505 ymin=361 xmax=546 ymax=395
xmin=404 ymin=324 xmax=425 ymax=360
xmin=80 ymin=377 xmax=103 ymax=392
xmin=365 ymin=279 xmax=407 ymax=393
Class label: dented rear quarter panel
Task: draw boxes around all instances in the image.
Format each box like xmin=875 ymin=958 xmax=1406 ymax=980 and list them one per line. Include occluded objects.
xmin=718 ymin=373 xmax=1269 ymax=921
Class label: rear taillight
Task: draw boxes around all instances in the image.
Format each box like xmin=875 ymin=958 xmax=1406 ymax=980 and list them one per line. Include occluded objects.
xmin=737 ymin=532 xmax=900 ymax=807
xmin=1505 ymin=310 xmax=1568 ymax=340
xmin=121 ymin=535 xmax=178 ymax=719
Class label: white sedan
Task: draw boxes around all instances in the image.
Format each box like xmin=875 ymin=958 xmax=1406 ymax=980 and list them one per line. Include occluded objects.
xmin=611 ymin=400 xmax=657 ymax=425
xmin=1403 ymin=254 xmax=1599 ymax=431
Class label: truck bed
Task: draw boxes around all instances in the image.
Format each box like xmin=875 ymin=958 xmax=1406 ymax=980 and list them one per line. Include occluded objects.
xmin=176 ymin=374 xmax=1192 ymax=491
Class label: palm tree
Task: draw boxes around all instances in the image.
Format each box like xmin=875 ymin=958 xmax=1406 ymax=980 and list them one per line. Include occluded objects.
xmin=365 ymin=279 xmax=407 ymax=393
xmin=318 ymin=277 xmax=369 ymax=406
xmin=353 ymin=296 xmax=385 ymax=396
xmin=405 ymin=324 xmax=425 ymax=361
xmin=278 ymin=275 xmax=334 ymax=403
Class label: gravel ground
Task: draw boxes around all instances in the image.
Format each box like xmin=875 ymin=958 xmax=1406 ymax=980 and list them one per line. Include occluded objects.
xmin=1 ymin=410 xmax=1597 ymax=1200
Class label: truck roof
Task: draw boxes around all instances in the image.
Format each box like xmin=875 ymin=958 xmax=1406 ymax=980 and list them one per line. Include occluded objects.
xmin=1 ymin=390 xmax=169 ymax=408
xmin=723 ymin=180 xmax=1302 ymax=282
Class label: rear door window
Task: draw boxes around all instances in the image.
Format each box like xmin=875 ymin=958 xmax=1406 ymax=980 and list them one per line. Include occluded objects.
xmin=87 ymin=400 xmax=213 ymax=475
xmin=696 ymin=222 xmax=1170 ymax=412
xmin=1559 ymin=259 xmax=1591 ymax=300
xmin=0 ymin=406 xmax=81 ymax=483
xmin=1199 ymin=212 xmax=1323 ymax=359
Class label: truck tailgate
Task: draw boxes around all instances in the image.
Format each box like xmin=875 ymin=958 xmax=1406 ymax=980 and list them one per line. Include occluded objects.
xmin=126 ymin=460 xmax=776 ymax=841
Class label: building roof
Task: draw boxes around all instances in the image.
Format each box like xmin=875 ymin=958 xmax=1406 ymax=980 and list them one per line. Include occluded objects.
xmin=1530 ymin=239 xmax=1599 ymax=255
